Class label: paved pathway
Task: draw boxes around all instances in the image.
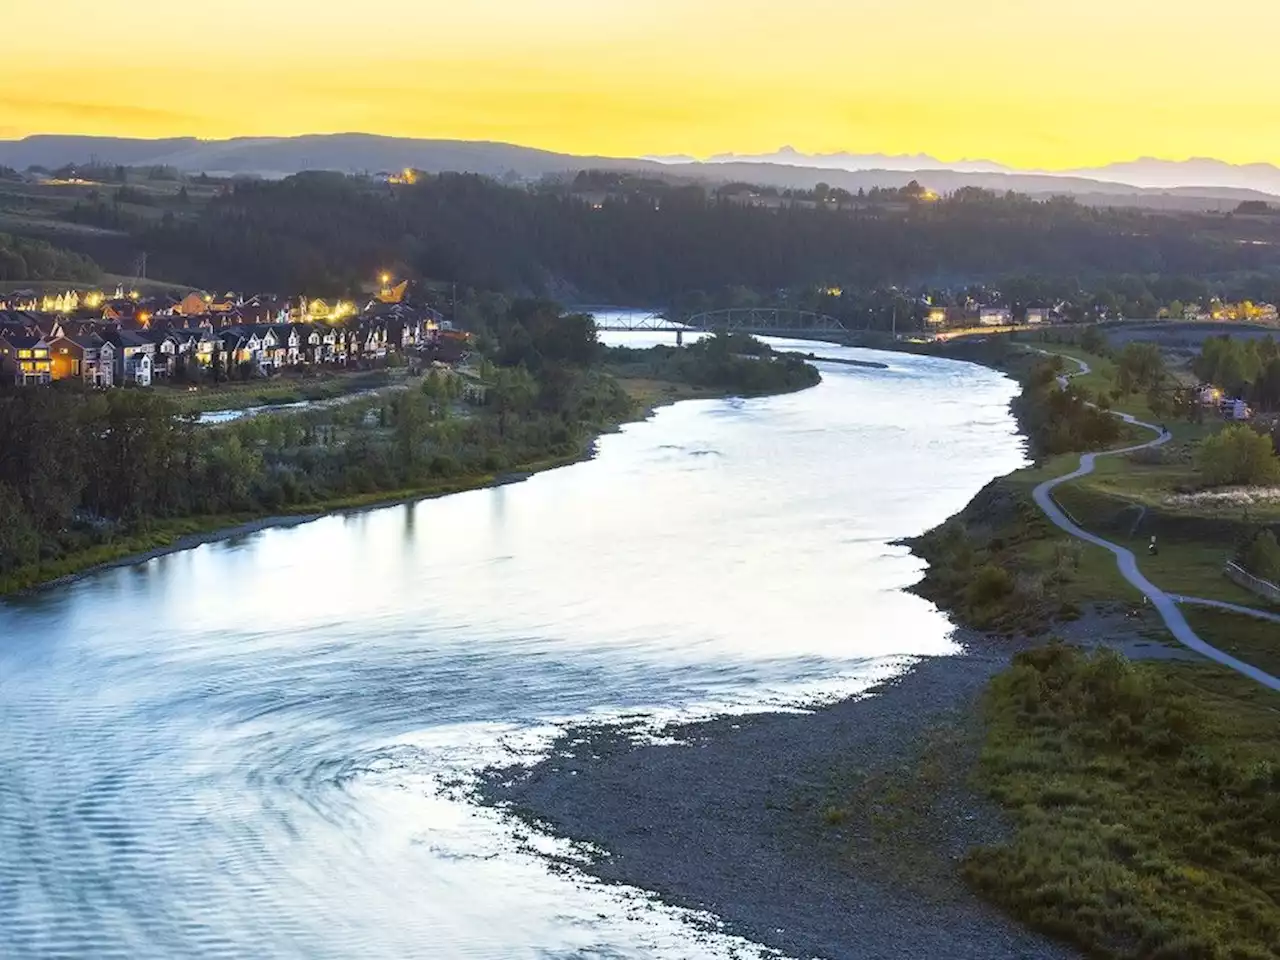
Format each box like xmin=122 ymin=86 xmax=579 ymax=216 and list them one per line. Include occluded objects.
xmin=1030 ymin=352 xmax=1280 ymax=692
xmin=1169 ymin=595 xmax=1280 ymax=625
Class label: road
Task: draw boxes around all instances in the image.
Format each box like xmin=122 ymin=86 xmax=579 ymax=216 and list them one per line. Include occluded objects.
xmin=1031 ymin=352 xmax=1280 ymax=692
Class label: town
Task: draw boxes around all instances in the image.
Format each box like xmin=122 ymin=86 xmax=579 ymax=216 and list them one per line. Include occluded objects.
xmin=0 ymin=275 xmax=466 ymax=388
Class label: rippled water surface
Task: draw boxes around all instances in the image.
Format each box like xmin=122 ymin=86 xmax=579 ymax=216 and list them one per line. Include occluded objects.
xmin=0 ymin=341 xmax=1026 ymax=959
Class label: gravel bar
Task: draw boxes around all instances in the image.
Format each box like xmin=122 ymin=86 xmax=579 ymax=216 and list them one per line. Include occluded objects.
xmin=479 ymin=631 xmax=1081 ymax=960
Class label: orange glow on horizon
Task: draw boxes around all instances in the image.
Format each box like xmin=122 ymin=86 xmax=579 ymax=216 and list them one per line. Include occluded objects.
xmin=2 ymin=0 xmax=1279 ymax=170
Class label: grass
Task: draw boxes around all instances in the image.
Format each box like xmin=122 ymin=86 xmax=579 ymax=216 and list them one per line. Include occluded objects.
xmin=869 ymin=333 xmax=1280 ymax=959
xmin=613 ymin=375 xmax=728 ymax=413
xmin=1182 ymin=608 xmax=1280 ymax=680
xmin=157 ymin=371 xmax=399 ymax=414
xmin=0 ymin=513 xmax=252 ymax=595
xmin=0 ymin=460 xmax=576 ymax=597
xmin=966 ymin=645 xmax=1280 ymax=960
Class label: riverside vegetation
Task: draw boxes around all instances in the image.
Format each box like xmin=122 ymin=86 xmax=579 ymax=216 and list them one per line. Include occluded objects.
xmin=834 ymin=329 xmax=1280 ymax=960
xmin=0 ymin=306 xmax=818 ymax=593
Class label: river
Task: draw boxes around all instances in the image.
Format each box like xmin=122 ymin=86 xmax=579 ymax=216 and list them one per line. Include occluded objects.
xmin=0 ymin=339 xmax=1026 ymax=959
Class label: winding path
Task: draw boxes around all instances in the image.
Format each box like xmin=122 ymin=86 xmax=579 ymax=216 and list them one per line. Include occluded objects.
xmin=1030 ymin=352 xmax=1280 ymax=692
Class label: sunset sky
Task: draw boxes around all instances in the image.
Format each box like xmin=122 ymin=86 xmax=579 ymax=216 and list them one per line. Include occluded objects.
xmin=4 ymin=0 xmax=1278 ymax=168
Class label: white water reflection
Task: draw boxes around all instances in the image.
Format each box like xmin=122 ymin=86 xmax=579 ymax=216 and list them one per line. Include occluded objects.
xmin=0 ymin=342 xmax=1026 ymax=958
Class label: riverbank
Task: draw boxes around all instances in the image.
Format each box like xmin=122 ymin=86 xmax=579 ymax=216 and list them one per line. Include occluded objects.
xmin=479 ymin=336 xmax=1280 ymax=960
xmin=1 ymin=371 xmax=804 ymax=597
xmin=7 ymin=470 xmax=549 ymax=598
xmin=479 ymin=630 xmax=1082 ymax=960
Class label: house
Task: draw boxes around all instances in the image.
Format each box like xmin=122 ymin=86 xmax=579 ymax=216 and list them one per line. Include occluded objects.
xmin=218 ymin=330 xmax=248 ymax=370
xmin=1024 ymin=308 xmax=1049 ymax=325
xmin=174 ymin=329 xmax=217 ymax=370
xmin=0 ymin=334 xmax=53 ymax=385
xmin=925 ymin=307 xmax=948 ymax=326
xmin=174 ymin=291 xmax=210 ymax=317
xmin=266 ymin=324 xmax=302 ymax=367
xmin=979 ymin=307 xmax=1012 ymax=326
xmin=1223 ymin=398 xmax=1252 ymax=421
xmin=1197 ymin=384 xmax=1222 ymax=406
xmin=104 ymin=330 xmax=156 ymax=386
xmin=220 ymin=327 xmax=270 ymax=371
xmin=146 ymin=331 xmax=182 ymax=379
xmin=48 ymin=334 xmax=115 ymax=387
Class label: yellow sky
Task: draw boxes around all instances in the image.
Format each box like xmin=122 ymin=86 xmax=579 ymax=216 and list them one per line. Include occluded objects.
xmin=3 ymin=0 xmax=1279 ymax=168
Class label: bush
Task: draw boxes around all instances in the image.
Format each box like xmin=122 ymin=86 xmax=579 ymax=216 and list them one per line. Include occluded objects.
xmin=1196 ymin=426 xmax=1280 ymax=487
xmin=966 ymin=563 xmax=1015 ymax=607
xmin=1240 ymin=530 xmax=1280 ymax=583
xmin=966 ymin=646 xmax=1280 ymax=959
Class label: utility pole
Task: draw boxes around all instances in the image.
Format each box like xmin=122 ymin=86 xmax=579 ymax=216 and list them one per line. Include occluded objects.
xmin=891 ymin=305 xmax=897 ymax=340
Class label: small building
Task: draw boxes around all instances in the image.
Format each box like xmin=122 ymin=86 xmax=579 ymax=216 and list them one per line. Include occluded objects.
xmin=925 ymin=307 xmax=948 ymax=326
xmin=979 ymin=307 xmax=1012 ymax=326
xmin=1024 ymin=308 xmax=1049 ymax=325
xmin=1223 ymin=398 xmax=1252 ymax=421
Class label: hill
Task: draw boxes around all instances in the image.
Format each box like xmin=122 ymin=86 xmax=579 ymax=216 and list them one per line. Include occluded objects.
xmin=1 ymin=135 xmax=1277 ymax=209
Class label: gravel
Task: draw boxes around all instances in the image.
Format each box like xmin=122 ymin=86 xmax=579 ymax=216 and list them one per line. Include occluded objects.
xmin=479 ymin=630 xmax=1084 ymax=960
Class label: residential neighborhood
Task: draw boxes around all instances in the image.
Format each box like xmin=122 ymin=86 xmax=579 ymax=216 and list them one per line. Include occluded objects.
xmin=0 ymin=280 xmax=465 ymax=388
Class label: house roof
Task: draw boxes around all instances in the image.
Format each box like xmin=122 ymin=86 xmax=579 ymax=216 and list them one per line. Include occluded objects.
xmin=106 ymin=330 xmax=152 ymax=348
xmin=2 ymin=334 xmax=47 ymax=349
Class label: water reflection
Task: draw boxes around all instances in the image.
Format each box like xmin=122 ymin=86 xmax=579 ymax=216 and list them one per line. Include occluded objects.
xmin=0 ymin=343 xmax=1026 ymax=959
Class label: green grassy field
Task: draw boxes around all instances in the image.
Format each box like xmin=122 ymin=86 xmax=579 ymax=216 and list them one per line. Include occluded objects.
xmin=157 ymin=371 xmax=401 ymax=415
xmin=965 ymin=645 xmax=1280 ymax=960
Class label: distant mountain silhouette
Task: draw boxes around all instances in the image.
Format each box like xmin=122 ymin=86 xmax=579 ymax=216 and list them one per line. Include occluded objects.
xmin=0 ymin=134 xmax=648 ymax=179
xmin=696 ymin=145 xmax=1013 ymax=175
xmin=1 ymin=134 xmax=1277 ymax=202
xmin=683 ymin=147 xmax=1280 ymax=195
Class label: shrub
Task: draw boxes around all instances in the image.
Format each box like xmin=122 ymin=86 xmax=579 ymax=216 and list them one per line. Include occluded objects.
xmin=966 ymin=646 xmax=1279 ymax=959
xmin=1240 ymin=530 xmax=1280 ymax=583
xmin=966 ymin=563 xmax=1015 ymax=607
xmin=1196 ymin=426 xmax=1280 ymax=487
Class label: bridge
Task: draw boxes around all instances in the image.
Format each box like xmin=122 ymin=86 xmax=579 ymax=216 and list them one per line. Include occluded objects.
xmin=595 ymin=307 xmax=849 ymax=341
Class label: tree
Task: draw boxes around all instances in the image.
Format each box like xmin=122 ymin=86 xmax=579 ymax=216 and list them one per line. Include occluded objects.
xmin=1251 ymin=357 xmax=1280 ymax=412
xmin=392 ymin=391 xmax=429 ymax=469
xmin=1196 ymin=426 xmax=1280 ymax=487
xmin=1240 ymin=530 xmax=1280 ymax=583
xmin=0 ymin=481 xmax=40 ymax=573
xmin=1080 ymin=325 xmax=1107 ymax=355
xmin=1116 ymin=342 xmax=1165 ymax=394
xmin=488 ymin=366 xmax=539 ymax=438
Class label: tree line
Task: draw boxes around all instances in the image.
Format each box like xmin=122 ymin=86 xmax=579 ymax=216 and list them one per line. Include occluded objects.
xmin=122 ymin=172 xmax=1280 ymax=316
xmin=0 ymin=232 xmax=101 ymax=283
xmin=1192 ymin=335 xmax=1280 ymax=410
xmin=2 ymin=302 xmax=817 ymax=584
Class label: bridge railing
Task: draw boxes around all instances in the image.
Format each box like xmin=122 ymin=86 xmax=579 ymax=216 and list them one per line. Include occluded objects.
xmin=684 ymin=308 xmax=847 ymax=333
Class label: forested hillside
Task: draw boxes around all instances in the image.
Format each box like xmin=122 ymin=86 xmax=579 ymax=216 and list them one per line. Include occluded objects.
xmin=0 ymin=232 xmax=101 ymax=283
xmin=139 ymin=173 xmax=1280 ymax=307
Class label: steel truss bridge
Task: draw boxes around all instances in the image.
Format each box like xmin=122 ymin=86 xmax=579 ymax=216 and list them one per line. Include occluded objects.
xmin=595 ymin=308 xmax=849 ymax=339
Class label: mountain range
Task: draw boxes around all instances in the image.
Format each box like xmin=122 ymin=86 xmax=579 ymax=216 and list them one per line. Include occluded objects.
xmin=1 ymin=134 xmax=1278 ymax=205
xmin=688 ymin=147 xmax=1280 ymax=195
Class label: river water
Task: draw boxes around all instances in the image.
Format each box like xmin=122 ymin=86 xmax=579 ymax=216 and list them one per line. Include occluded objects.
xmin=0 ymin=339 xmax=1026 ymax=959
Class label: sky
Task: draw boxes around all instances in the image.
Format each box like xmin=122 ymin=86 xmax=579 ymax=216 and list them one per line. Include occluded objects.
xmin=3 ymin=0 xmax=1279 ymax=169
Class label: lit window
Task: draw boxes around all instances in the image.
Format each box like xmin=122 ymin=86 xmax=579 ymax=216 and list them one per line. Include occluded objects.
xmin=18 ymin=349 xmax=32 ymax=359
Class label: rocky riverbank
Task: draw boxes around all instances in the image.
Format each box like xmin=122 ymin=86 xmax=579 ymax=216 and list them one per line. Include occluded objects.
xmin=479 ymin=630 xmax=1082 ymax=960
